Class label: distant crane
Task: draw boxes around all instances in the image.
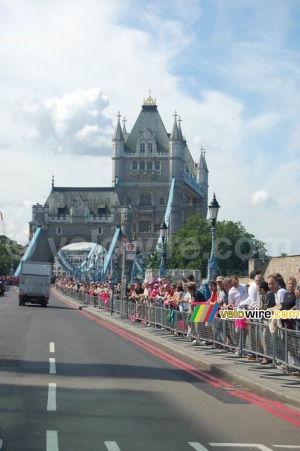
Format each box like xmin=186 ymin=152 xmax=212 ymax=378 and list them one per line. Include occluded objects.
xmin=0 ymin=211 xmax=6 ymax=237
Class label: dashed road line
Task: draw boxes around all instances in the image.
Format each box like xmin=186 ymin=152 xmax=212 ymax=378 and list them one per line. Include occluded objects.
xmin=210 ymin=444 xmax=274 ymax=450
xmin=47 ymin=383 xmax=57 ymax=411
xmin=104 ymin=441 xmax=122 ymax=451
xmin=46 ymin=430 xmax=58 ymax=451
xmin=49 ymin=357 xmax=56 ymax=374
xmin=188 ymin=443 xmax=209 ymax=450
xmin=50 ymin=342 xmax=55 ymax=353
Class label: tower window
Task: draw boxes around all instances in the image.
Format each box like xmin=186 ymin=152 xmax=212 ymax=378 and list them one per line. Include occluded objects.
xmin=147 ymin=161 xmax=152 ymax=170
xmin=159 ymin=197 xmax=165 ymax=206
xmin=139 ymin=220 xmax=152 ymax=233
xmin=140 ymin=143 xmax=145 ymax=153
xmin=148 ymin=143 xmax=153 ymax=153
xmin=98 ymin=227 xmax=102 ymax=235
xmin=140 ymin=192 xmax=152 ymax=206
xmin=56 ymin=226 xmax=62 ymax=235
xmin=155 ymin=161 xmax=160 ymax=170
xmin=58 ymin=207 xmax=65 ymax=217
xmin=132 ymin=161 xmax=137 ymax=170
xmin=140 ymin=161 xmax=145 ymax=170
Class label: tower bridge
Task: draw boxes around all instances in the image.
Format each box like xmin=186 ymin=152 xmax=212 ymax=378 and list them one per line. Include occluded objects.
xmin=19 ymin=92 xmax=209 ymax=281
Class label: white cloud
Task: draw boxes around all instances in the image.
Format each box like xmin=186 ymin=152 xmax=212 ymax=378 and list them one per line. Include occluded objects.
xmin=251 ymin=190 xmax=276 ymax=206
xmin=13 ymin=88 xmax=114 ymax=156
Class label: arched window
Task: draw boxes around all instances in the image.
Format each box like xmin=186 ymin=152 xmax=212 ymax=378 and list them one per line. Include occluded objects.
xmin=56 ymin=226 xmax=62 ymax=235
xmin=140 ymin=192 xmax=152 ymax=206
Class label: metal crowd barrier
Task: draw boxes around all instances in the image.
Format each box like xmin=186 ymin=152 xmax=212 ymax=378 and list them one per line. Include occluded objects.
xmin=56 ymin=287 xmax=300 ymax=373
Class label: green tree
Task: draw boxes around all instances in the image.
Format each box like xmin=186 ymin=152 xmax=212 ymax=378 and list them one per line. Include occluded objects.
xmin=0 ymin=237 xmax=23 ymax=275
xmin=162 ymin=215 xmax=269 ymax=277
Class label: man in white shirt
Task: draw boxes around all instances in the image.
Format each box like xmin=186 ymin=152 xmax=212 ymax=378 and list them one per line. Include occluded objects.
xmin=228 ymin=276 xmax=248 ymax=307
xmin=245 ymin=271 xmax=262 ymax=360
xmin=228 ymin=276 xmax=249 ymax=357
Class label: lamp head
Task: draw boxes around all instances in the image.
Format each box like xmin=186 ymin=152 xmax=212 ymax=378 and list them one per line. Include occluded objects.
xmin=159 ymin=220 xmax=168 ymax=239
xmin=208 ymin=193 xmax=220 ymax=221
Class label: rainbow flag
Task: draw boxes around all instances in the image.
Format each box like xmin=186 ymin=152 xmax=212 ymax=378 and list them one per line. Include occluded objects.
xmin=189 ymin=303 xmax=219 ymax=323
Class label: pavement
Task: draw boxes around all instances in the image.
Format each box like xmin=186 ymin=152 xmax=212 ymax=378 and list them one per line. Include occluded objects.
xmin=55 ymin=290 xmax=300 ymax=410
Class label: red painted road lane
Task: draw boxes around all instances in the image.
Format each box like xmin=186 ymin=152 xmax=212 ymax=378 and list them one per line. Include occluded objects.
xmin=53 ymin=290 xmax=300 ymax=428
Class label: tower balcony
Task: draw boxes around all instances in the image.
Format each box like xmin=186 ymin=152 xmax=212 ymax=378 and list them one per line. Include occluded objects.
xmin=184 ymin=172 xmax=203 ymax=198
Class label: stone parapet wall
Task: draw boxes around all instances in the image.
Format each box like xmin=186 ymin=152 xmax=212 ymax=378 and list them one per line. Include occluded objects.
xmin=263 ymin=256 xmax=300 ymax=281
xmin=249 ymin=256 xmax=300 ymax=283
xmin=145 ymin=256 xmax=300 ymax=287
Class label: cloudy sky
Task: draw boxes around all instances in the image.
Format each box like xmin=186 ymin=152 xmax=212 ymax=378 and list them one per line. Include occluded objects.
xmin=1 ymin=0 xmax=300 ymax=256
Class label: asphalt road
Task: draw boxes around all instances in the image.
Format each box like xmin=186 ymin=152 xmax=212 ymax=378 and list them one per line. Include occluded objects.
xmin=0 ymin=286 xmax=299 ymax=451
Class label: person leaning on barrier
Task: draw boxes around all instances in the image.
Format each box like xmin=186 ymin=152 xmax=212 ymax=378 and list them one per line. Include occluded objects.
xmin=147 ymin=282 xmax=160 ymax=327
xmin=184 ymin=283 xmax=193 ymax=339
xmin=220 ymin=277 xmax=235 ymax=350
xmin=228 ymin=276 xmax=249 ymax=357
xmin=209 ymin=280 xmax=223 ymax=346
xmin=295 ymin=281 xmax=300 ymax=333
xmin=245 ymin=270 xmax=262 ymax=361
xmin=188 ymin=281 xmax=206 ymax=304
xmin=258 ymin=281 xmax=275 ymax=364
xmin=267 ymin=274 xmax=288 ymax=369
xmin=216 ymin=276 xmax=225 ymax=304
xmin=269 ymin=277 xmax=299 ymax=368
xmin=131 ymin=281 xmax=145 ymax=320
xmin=267 ymin=274 xmax=287 ymax=311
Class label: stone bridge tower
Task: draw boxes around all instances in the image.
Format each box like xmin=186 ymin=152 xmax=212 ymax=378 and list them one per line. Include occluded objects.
xmin=28 ymin=92 xmax=209 ymax=268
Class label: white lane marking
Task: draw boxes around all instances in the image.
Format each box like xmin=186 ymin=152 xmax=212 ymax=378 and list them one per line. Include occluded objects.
xmin=273 ymin=447 xmax=300 ymax=449
xmin=104 ymin=442 xmax=122 ymax=451
xmin=50 ymin=342 xmax=55 ymax=353
xmin=188 ymin=444 xmax=209 ymax=450
xmin=49 ymin=358 xmax=56 ymax=374
xmin=47 ymin=430 xmax=58 ymax=451
xmin=47 ymin=383 xmax=57 ymax=411
xmin=210 ymin=445 xmax=274 ymax=451
xmin=0 ymin=438 xmax=3 ymax=449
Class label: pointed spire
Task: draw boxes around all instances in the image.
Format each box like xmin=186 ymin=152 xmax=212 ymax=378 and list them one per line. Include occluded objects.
xmin=112 ymin=111 xmax=124 ymax=141
xmin=199 ymin=146 xmax=208 ymax=170
xmin=170 ymin=111 xmax=182 ymax=140
xmin=122 ymin=116 xmax=128 ymax=135
xmin=177 ymin=116 xmax=184 ymax=140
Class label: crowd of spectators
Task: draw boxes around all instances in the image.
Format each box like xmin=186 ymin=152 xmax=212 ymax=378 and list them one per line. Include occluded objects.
xmin=55 ymin=269 xmax=300 ymax=372
xmin=0 ymin=275 xmax=19 ymax=285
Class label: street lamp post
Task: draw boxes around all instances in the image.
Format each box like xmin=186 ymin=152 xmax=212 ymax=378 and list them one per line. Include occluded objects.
xmin=159 ymin=220 xmax=168 ymax=278
xmin=202 ymin=193 xmax=221 ymax=298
